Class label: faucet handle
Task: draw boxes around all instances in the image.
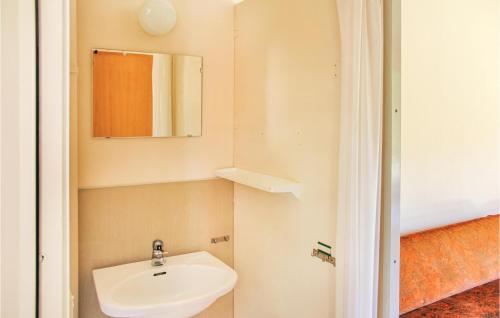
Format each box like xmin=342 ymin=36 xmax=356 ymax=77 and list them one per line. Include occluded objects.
xmin=151 ymin=240 xmax=168 ymax=267
xmin=153 ymin=239 xmax=164 ymax=251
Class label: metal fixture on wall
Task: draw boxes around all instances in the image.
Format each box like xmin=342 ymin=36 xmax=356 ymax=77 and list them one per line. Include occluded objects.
xmin=211 ymin=235 xmax=230 ymax=244
xmin=312 ymin=249 xmax=336 ymax=267
xmin=311 ymin=241 xmax=336 ymax=267
xmin=138 ymin=0 xmax=177 ymax=36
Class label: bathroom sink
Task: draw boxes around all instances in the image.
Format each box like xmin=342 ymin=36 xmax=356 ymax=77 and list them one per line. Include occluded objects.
xmin=93 ymin=251 xmax=237 ymax=318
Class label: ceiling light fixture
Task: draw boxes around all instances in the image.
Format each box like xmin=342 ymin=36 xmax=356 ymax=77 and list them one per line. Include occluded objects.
xmin=138 ymin=0 xmax=177 ymax=36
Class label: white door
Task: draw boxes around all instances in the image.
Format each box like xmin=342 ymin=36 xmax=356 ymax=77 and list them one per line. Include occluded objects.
xmin=0 ymin=0 xmax=37 ymax=317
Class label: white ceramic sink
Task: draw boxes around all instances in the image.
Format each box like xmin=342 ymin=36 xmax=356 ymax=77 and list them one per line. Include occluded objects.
xmin=93 ymin=251 xmax=237 ymax=318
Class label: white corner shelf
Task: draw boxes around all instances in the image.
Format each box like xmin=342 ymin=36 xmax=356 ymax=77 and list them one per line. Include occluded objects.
xmin=214 ymin=168 xmax=300 ymax=198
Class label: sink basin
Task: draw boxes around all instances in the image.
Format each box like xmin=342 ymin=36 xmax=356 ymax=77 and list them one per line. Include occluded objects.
xmin=93 ymin=251 xmax=237 ymax=318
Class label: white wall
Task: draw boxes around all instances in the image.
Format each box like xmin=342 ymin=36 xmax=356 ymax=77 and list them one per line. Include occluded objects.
xmin=0 ymin=0 xmax=37 ymax=316
xmin=401 ymin=0 xmax=500 ymax=234
xmin=233 ymin=1 xmax=340 ymax=317
xmin=78 ymin=0 xmax=234 ymax=189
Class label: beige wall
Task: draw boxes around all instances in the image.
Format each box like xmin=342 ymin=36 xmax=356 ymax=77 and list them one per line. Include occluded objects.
xmin=79 ymin=179 xmax=234 ymax=318
xmin=401 ymin=0 xmax=500 ymax=234
xmin=233 ymin=1 xmax=340 ymax=317
xmin=77 ymin=0 xmax=234 ymax=189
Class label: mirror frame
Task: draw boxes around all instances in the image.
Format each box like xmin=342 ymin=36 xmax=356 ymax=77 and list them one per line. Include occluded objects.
xmin=91 ymin=48 xmax=204 ymax=139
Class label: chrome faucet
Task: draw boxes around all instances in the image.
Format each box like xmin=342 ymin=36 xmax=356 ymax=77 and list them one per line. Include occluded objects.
xmin=151 ymin=239 xmax=168 ymax=266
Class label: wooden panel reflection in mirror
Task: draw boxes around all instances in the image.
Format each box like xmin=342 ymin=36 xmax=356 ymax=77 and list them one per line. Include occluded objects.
xmin=92 ymin=49 xmax=203 ymax=138
xmin=93 ymin=51 xmax=153 ymax=137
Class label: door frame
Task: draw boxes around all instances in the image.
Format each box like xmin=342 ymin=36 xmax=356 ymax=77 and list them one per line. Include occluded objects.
xmin=38 ymin=0 xmax=71 ymax=317
xmin=380 ymin=0 xmax=401 ymax=317
xmin=34 ymin=0 xmax=402 ymax=317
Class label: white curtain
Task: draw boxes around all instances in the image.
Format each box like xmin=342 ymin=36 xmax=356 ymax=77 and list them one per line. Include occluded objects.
xmin=335 ymin=0 xmax=384 ymax=318
xmin=152 ymin=54 xmax=173 ymax=137
xmin=172 ymin=55 xmax=202 ymax=137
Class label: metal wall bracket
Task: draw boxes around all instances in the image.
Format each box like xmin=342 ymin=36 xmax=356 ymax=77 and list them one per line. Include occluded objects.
xmin=211 ymin=235 xmax=230 ymax=244
xmin=312 ymin=249 xmax=336 ymax=267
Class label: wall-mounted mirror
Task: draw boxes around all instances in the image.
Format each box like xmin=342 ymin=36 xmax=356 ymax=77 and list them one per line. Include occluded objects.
xmin=92 ymin=49 xmax=202 ymax=138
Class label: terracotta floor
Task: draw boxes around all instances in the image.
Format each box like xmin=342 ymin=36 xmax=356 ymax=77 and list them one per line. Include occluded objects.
xmin=401 ymin=279 xmax=499 ymax=318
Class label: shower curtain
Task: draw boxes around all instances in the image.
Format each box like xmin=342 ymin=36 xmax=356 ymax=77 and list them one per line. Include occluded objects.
xmin=335 ymin=0 xmax=383 ymax=318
